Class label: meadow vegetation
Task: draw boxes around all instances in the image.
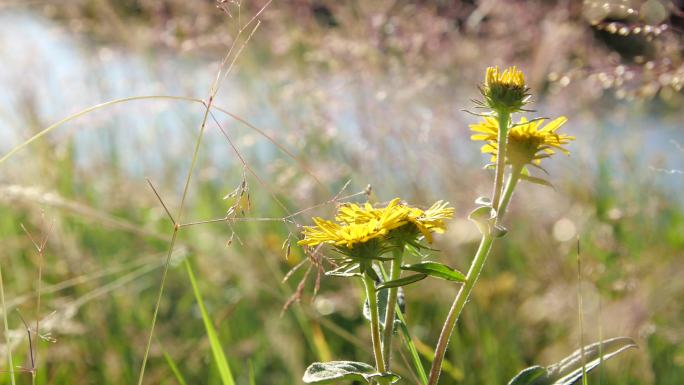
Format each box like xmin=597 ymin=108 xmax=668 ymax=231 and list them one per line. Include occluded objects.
xmin=0 ymin=1 xmax=683 ymax=384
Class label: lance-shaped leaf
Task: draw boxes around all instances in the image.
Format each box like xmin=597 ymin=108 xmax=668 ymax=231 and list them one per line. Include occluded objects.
xmin=548 ymin=337 xmax=637 ymax=384
xmin=401 ymin=262 xmax=466 ymax=282
xmin=507 ymin=337 xmax=637 ymax=385
xmin=507 ymin=366 xmax=546 ymax=385
xmin=302 ymin=361 xmax=399 ymax=384
xmin=520 ymin=167 xmax=555 ymax=189
xmin=376 ymin=274 xmax=427 ymax=290
xmin=520 ymin=174 xmax=555 ymax=189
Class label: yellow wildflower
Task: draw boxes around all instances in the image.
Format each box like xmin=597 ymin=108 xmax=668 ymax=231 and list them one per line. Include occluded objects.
xmin=299 ymin=199 xmax=410 ymax=249
xmin=335 ymin=198 xmax=454 ymax=244
xmin=406 ymin=200 xmax=455 ymax=243
xmin=481 ymin=66 xmax=529 ymax=113
xmin=298 ymin=218 xmax=389 ymax=249
xmin=470 ymin=116 xmax=574 ymax=167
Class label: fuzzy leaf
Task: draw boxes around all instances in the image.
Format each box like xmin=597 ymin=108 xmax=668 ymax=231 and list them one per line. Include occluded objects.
xmin=548 ymin=337 xmax=637 ymax=384
xmin=506 ymin=337 xmax=637 ymax=385
xmin=507 ymin=366 xmax=546 ymax=385
xmin=377 ymin=274 xmax=427 ymax=290
xmin=401 ymin=262 xmax=465 ymax=282
xmin=302 ymin=361 xmax=378 ymax=384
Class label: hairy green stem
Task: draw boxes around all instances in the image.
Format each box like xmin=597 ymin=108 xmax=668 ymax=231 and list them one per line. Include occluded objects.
xmin=362 ymin=273 xmax=386 ymax=374
xmin=428 ymin=110 xmax=515 ymax=385
xmin=427 ymin=234 xmax=493 ymax=385
xmin=491 ymin=112 xmax=510 ymax=212
xmin=381 ymin=248 xmax=404 ymax=369
xmin=496 ymin=164 xmax=523 ymax=222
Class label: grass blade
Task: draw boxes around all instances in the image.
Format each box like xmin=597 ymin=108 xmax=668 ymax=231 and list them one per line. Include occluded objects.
xmin=0 ymin=262 xmax=16 ymax=385
xmin=249 ymin=360 xmax=256 ymax=385
xmin=395 ymin=310 xmax=428 ymax=385
xmin=161 ymin=346 xmax=188 ymax=385
xmin=184 ymin=259 xmax=236 ymax=385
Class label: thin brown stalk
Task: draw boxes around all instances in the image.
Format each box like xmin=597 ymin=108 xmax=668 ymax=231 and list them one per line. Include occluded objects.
xmin=137 ymin=7 xmax=268 ymax=385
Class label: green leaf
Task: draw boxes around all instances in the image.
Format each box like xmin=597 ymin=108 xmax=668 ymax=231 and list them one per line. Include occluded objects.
xmin=184 ymin=260 xmax=236 ymax=385
xmin=364 ymin=265 xmax=382 ymax=282
xmin=528 ymin=162 xmax=549 ymax=175
xmin=405 ymin=238 xmax=439 ymax=252
xmin=401 ymin=262 xmax=465 ymax=282
xmin=519 ymin=174 xmax=555 ymax=189
xmin=474 ymin=196 xmax=492 ymax=206
xmin=377 ymin=274 xmax=427 ymax=290
xmin=548 ymin=337 xmax=637 ymax=384
xmin=493 ymin=224 xmax=508 ymax=238
xmin=161 ymin=347 xmax=188 ymax=385
xmin=302 ymin=361 xmax=399 ymax=384
xmin=507 ymin=366 xmax=546 ymax=385
xmin=468 ymin=205 xmax=497 ymax=235
xmin=248 ymin=361 xmax=256 ymax=385
xmin=404 ymin=242 xmax=430 ymax=260
xmin=371 ymin=372 xmax=401 ymax=384
xmin=506 ymin=337 xmax=637 ymax=385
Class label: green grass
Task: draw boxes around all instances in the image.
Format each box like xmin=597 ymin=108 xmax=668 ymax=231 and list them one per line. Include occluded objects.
xmin=184 ymin=259 xmax=236 ymax=385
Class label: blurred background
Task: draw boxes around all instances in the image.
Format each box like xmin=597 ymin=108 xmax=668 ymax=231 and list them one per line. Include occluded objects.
xmin=0 ymin=0 xmax=683 ymax=384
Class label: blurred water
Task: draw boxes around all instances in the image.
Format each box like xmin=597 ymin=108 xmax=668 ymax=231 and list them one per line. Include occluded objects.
xmin=1 ymin=10 xmax=683 ymax=204
xmin=0 ymin=11 xmax=257 ymax=179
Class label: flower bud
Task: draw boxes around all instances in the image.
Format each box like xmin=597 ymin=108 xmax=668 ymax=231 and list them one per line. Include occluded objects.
xmin=481 ymin=66 xmax=529 ymax=113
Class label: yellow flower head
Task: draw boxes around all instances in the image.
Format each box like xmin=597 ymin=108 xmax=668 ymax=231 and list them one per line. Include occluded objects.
xmin=299 ymin=199 xmax=408 ymax=250
xmin=481 ymin=66 xmax=529 ymax=113
xmin=335 ymin=198 xmax=454 ymax=244
xmin=404 ymin=200 xmax=455 ymax=243
xmin=298 ymin=217 xmax=389 ymax=249
xmin=470 ymin=116 xmax=574 ymax=167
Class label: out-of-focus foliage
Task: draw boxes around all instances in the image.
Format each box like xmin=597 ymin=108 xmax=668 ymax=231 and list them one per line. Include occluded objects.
xmin=0 ymin=1 xmax=683 ymax=385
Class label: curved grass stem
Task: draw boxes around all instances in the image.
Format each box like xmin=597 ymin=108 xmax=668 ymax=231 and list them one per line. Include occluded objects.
xmin=136 ymin=230 xmax=179 ymax=385
xmin=0 ymin=95 xmax=326 ymax=192
xmin=0 ymin=262 xmax=15 ymax=385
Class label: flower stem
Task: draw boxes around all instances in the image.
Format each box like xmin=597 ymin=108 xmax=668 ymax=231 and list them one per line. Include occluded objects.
xmin=428 ymin=158 xmax=523 ymax=385
xmin=427 ymin=234 xmax=493 ymax=385
xmin=381 ymin=248 xmax=404 ymax=370
xmin=496 ymin=164 xmax=523 ymax=222
xmin=491 ymin=111 xmax=510 ymax=212
xmin=363 ymin=272 xmax=387 ymax=374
